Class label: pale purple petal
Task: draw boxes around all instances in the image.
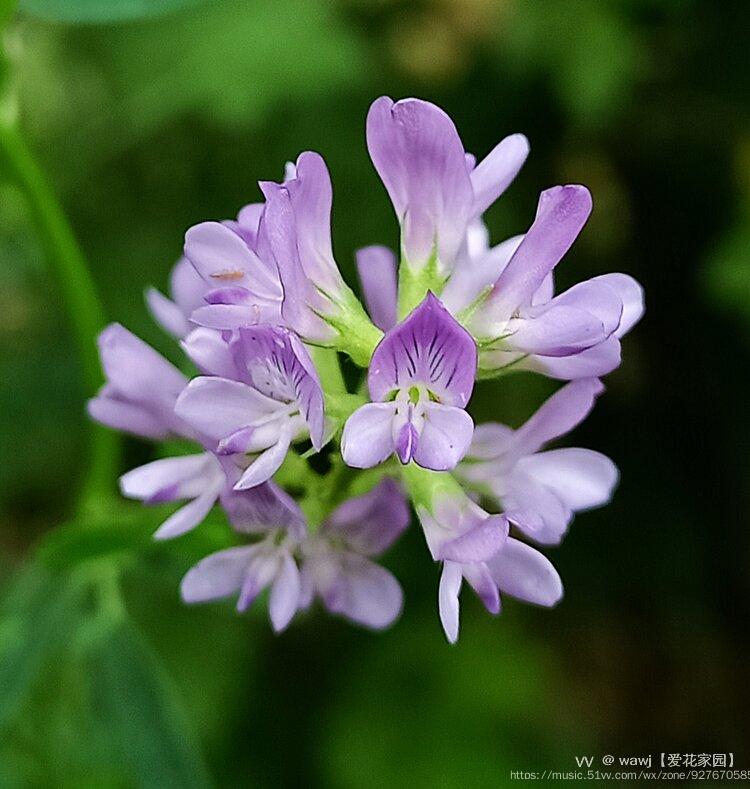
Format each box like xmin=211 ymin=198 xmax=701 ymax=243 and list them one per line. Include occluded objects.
xmin=230 ymin=326 xmax=325 ymax=449
xmin=96 ymin=324 xmax=187 ymax=410
xmin=517 ymin=336 xmax=622 ymax=380
xmin=441 ymin=234 xmax=523 ymax=313
xmin=463 ymin=562 xmax=501 ymax=614
xmin=438 ymin=561 xmax=463 ymax=644
xmin=153 ymin=487 xmax=220 ymax=540
xmin=181 ymin=328 xmax=237 ymax=378
xmin=519 ymin=448 xmax=618 ymax=512
xmin=175 ymin=377 xmax=280 ymax=443
xmin=507 ymin=305 xmax=607 ymax=356
xmin=589 ymin=273 xmax=644 ymax=337
xmin=503 ymin=470 xmax=572 ymax=545
xmin=438 ymin=513 xmax=508 ymax=563
xmin=119 ymin=454 xmax=216 ymax=502
xmin=268 ymin=553 xmax=301 ymax=632
xmin=473 ymin=185 xmax=593 ymax=331
xmin=145 ymin=287 xmax=191 ymax=339
xmin=170 ymin=255 xmax=209 ymax=317
xmin=487 ymin=538 xmax=563 ymax=607
xmin=181 ymin=545 xmax=255 ymax=603
xmin=542 ymin=278 xmax=624 ymax=337
xmin=470 ymin=133 xmax=529 ymax=216
xmin=322 ymin=552 xmax=403 ymax=630
xmin=184 ymin=221 xmax=281 ymax=301
xmin=465 ymin=422 xmax=515 ymax=461
xmin=367 ymin=96 xmax=473 ymax=270
xmin=368 ymin=292 xmax=476 ymax=407
xmin=531 ymin=272 xmax=555 ymax=306
xmin=413 ymin=403 xmax=474 ymax=471
xmin=341 ymin=402 xmax=397 ymax=468
xmin=222 ymin=480 xmax=306 ymax=539
xmin=355 ymin=245 xmax=398 ymax=331
xmin=233 ymin=424 xmax=293 ymax=490
xmin=395 ymin=419 xmax=419 ymax=465
xmin=511 ymin=378 xmax=605 ymax=457
xmin=324 ymin=478 xmax=410 ymax=556
xmin=87 ymin=395 xmax=168 ymax=440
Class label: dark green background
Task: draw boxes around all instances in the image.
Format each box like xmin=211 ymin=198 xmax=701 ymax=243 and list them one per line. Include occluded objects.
xmin=1 ymin=0 xmax=748 ymax=786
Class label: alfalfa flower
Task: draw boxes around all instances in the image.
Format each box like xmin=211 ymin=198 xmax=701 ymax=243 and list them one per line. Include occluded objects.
xmin=341 ymin=292 xmax=476 ymax=471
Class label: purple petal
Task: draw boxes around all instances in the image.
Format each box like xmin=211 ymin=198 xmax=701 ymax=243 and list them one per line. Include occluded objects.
xmin=438 ymin=561 xmax=463 ymax=644
xmin=473 ymin=185 xmax=593 ymax=331
xmin=517 ymin=336 xmax=622 ymax=380
xmin=181 ymin=328 xmax=237 ymax=378
xmin=233 ymin=424 xmax=293 ymax=490
xmin=145 ymin=287 xmax=191 ymax=339
xmin=181 ymin=545 xmax=255 ymax=604
xmin=268 ymin=553 xmax=301 ymax=632
xmin=541 ymin=278 xmax=624 ymax=337
xmin=323 ymin=552 xmax=403 ymax=630
xmin=153 ymin=487 xmax=220 ymax=541
xmin=87 ymin=395 xmax=168 ymax=440
xmin=230 ymin=326 xmax=325 ymax=449
xmin=413 ymin=403 xmax=474 ymax=471
xmin=395 ymin=419 xmax=419 ymax=464
xmin=368 ymin=292 xmax=477 ymax=407
xmin=367 ymin=96 xmax=473 ymax=270
xmin=324 ymin=478 xmax=410 ymax=556
xmin=184 ymin=221 xmax=281 ymax=301
xmin=465 ymin=422 xmax=515 ymax=461
xmin=341 ymin=402 xmax=396 ymax=468
xmin=511 ymin=378 xmax=605 ymax=457
xmin=438 ymin=513 xmax=508 ymax=563
xmin=519 ymin=448 xmax=618 ymax=512
xmin=463 ymin=562 xmax=501 ymax=614
xmin=470 ymin=133 xmax=529 ymax=216
xmin=170 ymin=255 xmax=210 ymax=316
xmin=441 ymin=234 xmax=523 ymax=313
xmin=589 ymin=273 xmax=644 ymax=337
xmin=507 ymin=305 xmax=607 ymax=356
xmin=486 ymin=538 xmax=563 ymax=607
xmin=96 ymin=324 xmax=187 ymax=411
xmin=175 ymin=377 xmax=280 ymax=442
xmin=355 ymin=245 xmax=398 ymax=331
xmin=503 ymin=470 xmax=572 ymax=545
xmin=221 ymin=480 xmax=306 ymax=538
xmin=119 ymin=453 xmax=218 ymax=502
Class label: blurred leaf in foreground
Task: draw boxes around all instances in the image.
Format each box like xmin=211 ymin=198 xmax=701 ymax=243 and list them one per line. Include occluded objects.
xmin=20 ymin=0 xmax=209 ymax=24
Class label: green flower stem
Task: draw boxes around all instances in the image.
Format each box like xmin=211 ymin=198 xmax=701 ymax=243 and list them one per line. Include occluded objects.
xmin=0 ymin=121 xmax=119 ymax=511
xmin=309 ymin=346 xmax=347 ymax=394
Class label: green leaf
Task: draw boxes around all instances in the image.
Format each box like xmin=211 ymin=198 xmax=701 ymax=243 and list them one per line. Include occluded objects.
xmin=19 ymin=0 xmax=208 ymax=24
xmin=86 ymin=621 xmax=212 ymax=789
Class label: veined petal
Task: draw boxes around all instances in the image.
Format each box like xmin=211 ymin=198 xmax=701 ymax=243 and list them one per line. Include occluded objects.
xmin=470 ymin=133 xmax=529 ymax=216
xmin=367 ymin=96 xmax=473 ymax=271
xmin=487 ymin=538 xmax=563 ymax=607
xmin=438 ymin=561 xmax=463 ymax=644
xmin=230 ymin=326 xmax=325 ymax=449
xmin=519 ymin=448 xmax=619 ymax=512
xmin=341 ymin=402 xmax=397 ymax=468
xmin=355 ymin=245 xmax=398 ymax=331
xmin=324 ymin=478 xmax=410 ymax=555
xmin=413 ymin=403 xmax=474 ymax=471
xmin=368 ymin=292 xmax=477 ymax=407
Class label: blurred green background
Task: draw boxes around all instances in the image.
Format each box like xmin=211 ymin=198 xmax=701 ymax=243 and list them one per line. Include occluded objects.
xmin=1 ymin=0 xmax=749 ymax=786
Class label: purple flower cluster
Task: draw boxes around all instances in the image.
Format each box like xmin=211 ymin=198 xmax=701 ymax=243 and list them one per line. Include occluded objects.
xmin=89 ymin=97 xmax=643 ymax=641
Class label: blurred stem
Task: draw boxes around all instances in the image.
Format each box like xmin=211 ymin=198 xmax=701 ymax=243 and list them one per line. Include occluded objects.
xmin=0 ymin=121 xmax=119 ymax=511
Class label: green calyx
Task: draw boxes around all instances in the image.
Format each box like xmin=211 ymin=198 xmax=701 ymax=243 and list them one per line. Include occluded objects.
xmin=320 ymin=286 xmax=383 ymax=368
xmin=400 ymin=462 xmax=463 ymax=515
xmin=397 ymin=253 xmax=447 ymax=319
